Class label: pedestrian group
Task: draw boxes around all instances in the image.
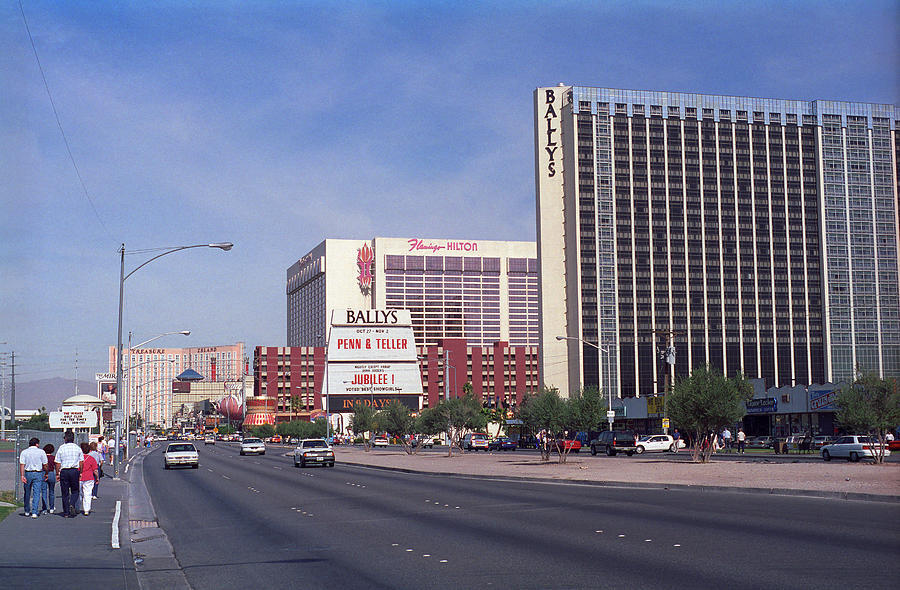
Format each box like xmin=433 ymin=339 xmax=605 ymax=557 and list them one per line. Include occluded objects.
xmin=19 ymin=432 xmax=106 ymax=518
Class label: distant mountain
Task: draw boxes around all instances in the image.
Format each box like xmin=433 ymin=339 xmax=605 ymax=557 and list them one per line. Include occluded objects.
xmin=4 ymin=378 xmax=97 ymax=412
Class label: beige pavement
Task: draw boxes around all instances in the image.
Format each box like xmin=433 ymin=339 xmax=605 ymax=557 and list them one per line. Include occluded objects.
xmin=334 ymin=446 xmax=899 ymax=499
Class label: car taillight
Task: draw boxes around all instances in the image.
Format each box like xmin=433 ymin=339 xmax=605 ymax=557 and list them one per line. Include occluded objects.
xmin=861 ymin=445 xmax=870 ymax=450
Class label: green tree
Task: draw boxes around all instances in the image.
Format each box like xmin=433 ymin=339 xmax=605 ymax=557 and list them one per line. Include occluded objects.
xmin=129 ymin=413 xmax=144 ymax=430
xmin=276 ymin=420 xmax=302 ymax=440
xmin=249 ymin=423 xmax=275 ymax=439
xmin=518 ymin=388 xmax=569 ymax=462
xmin=666 ymin=365 xmax=753 ymax=463
xmin=17 ymin=409 xmax=50 ymax=432
xmin=835 ymin=372 xmax=900 ymax=464
xmin=414 ymin=407 xmax=445 ymax=453
xmin=565 ymin=387 xmax=608 ymax=462
xmin=217 ymin=424 xmax=236 ymax=436
xmin=289 ymin=395 xmax=304 ymax=421
xmin=434 ymin=395 xmax=486 ymax=457
xmin=375 ymin=401 xmax=417 ymax=454
xmin=349 ymin=403 xmax=377 ymax=451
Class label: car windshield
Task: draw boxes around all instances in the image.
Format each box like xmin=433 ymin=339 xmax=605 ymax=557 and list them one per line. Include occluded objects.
xmin=243 ymin=438 xmax=262 ymax=444
xmin=167 ymin=444 xmax=195 ymax=452
xmin=303 ymin=440 xmax=328 ymax=448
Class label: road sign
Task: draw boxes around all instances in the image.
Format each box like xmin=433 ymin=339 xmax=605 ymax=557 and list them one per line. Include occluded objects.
xmin=112 ymin=409 xmax=125 ymax=423
xmin=606 ymin=410 xmax=616 ymax=420
xmin=662 ymin=418 xmax=670 ymax=429
xmin=50 ymin=410 xmax=99 ymax=429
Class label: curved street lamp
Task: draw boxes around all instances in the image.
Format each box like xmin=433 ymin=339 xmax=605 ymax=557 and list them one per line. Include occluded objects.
xmin=557 ymin=335 xmax=614 ymax=431
xmin=113 ymin=243 xmax=232 ymax=478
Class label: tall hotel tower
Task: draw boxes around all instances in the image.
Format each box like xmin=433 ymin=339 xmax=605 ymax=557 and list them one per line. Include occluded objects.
xmin=536 ymin=85 xmax=900 ymax=398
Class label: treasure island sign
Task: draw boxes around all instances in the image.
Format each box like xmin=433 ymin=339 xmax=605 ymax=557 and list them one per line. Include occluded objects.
xmin=325 ymin=309 xmax=423 ymax=412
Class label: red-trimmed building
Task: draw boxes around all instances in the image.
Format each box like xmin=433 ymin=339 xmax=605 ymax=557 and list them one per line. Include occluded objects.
xmin=253 ymin=340 xmax=539 ymax=424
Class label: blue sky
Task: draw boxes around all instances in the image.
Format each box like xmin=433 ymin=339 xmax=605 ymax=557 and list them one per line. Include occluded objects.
xmin=1 ymin=0 xmax=897 ymax=383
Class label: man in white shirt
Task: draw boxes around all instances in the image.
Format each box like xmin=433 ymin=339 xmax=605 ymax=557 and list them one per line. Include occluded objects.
xmin=19 ymin=437 xmax=48 ymax=518
xmin=737 ymin=428 xmax=747 ymax=454
xmin=55 ymin=431 xmax=84 ymax=518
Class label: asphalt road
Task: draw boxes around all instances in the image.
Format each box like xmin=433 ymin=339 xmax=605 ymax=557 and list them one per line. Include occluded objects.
xmin=143 ymin=443 xmax=900 ymax=590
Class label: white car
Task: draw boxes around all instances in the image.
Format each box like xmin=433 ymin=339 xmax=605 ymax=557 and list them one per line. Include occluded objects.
xmin=635 ymin=434 xmax=679 ymax=454
xmin=821 ymin=435 xmax=890 ymax=462
xmin=164 ymin=442 xmax=199 ymax=469
xmin=372 ymin=435 xmax=389 ymax=447
xmin=293 ymin=439 xmax=335 ymax=468
xmin=240 ymin=437 xmax=266 ymax=456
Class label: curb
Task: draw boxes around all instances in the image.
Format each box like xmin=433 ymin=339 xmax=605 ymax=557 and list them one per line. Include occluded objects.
xmin=339 ymin=460 xmax=900 ymax=504
xmin=127 ymin=447 xmax=191 ymax=590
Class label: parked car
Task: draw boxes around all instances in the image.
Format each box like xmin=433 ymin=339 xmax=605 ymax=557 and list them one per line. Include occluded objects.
xmin=293 ymin=438 xmax=335 ymax=468
xmin=416 ymin=435 xmax=435 ymax=449
xmin=812 ymin=435 xmax=834 ymax=449
xmin=589 ymin=431 xmax=638 ymax=456
xmin=821 ymin=435 xmax=890 ymax=462
xmin=204 ymin=435 xmax=215 ymax=445
xmin=635 ymin=434 xmax=677 ymax=454
xmin=463 ymin=432 xmax=490 ymax=451
xmin=239 ymin=437 xmax=266 ymax=456
xmin=372 ymin=435 xmax=389 ymax=447
xmin=488 ymin=437 xmax=518 ymax=451
xmin=163 ymin=442 xmax=199 ymax=469
xmin=552 ymin=439 xmax=582 ymax=453
xmin=747 ymin=436 xmax=773 ymax=449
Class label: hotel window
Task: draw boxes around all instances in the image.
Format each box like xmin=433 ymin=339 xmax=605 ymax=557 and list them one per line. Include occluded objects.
xmin=616 ymin=103 xmax=627 ymax=114
xmin=667 ymin=106 xmax=680 ymax=117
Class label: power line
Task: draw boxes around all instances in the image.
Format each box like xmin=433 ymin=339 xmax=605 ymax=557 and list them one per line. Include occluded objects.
xmin=18 ymin=0 xmax=112 ymax=241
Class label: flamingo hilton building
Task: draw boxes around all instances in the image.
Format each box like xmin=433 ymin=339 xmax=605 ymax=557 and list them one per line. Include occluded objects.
xmin=537 ymin=85 xmax=900 ymax=399
xmin=287 ymin=237 xmax=539 ymax=349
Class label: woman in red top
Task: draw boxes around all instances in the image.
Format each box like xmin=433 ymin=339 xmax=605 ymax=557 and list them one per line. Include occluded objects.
xmin=41 ymin=444 xmax=57 ymax=514
xmin=78 ymin=442 xmax=99 ymax=516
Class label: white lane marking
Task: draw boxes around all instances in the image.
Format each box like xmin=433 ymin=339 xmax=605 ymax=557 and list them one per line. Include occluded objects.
xmin=618 ymin=534 xmax=625 ymax=538
xmin=423 ymin=554 xmax=431 ymax=558
xmin=111 ymin=501 xmax=121 ymax=549
xmin=673 ymin=544 xmax=681 ymax=548
xmin=222 ymin=475 xmax=231 ymax=480
xmin=439 ymin=560 xmax=448 ymax=563
xmin=207 ymin=469 xmax=214 ymax=472
xmin=392 ymin=543 xmax=399 ymax=547
xmin=645 ymin=539 xmax=652 ymax=542
xmin=125 ymin=464 xmax=130 ymax=474
xmin=273 ymin=466 xmax=282 ymax=470
xmin=405 ymin=549 xmax=413 ymax=552
xmin=595 ymin=530 xmax=603 ymax=534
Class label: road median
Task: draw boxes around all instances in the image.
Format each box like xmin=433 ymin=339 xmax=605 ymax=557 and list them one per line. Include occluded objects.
xmin=333 ymin=445 xmax=900 ymax=503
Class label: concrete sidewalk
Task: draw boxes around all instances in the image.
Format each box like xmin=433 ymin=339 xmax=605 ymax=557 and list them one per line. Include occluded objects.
xmin=332 ymin=445 xmax=900 ymax=502
xmin=0 ymin=474 xmax=139 ymax=588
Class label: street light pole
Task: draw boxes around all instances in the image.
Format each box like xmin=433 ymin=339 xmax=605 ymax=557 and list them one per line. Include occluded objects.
xmin=114 ymin=242 xmax=232 ymax=479
xmin=557 ymin=335 xmax=613 ymax=431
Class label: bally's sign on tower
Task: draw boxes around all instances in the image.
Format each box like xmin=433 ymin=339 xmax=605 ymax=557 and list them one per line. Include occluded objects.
xmin=325 ymin=309 xmax=422 ymax=411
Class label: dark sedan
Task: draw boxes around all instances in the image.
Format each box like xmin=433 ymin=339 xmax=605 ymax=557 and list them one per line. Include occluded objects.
xmin=488 ymin=437 xmax=518 ymax=451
